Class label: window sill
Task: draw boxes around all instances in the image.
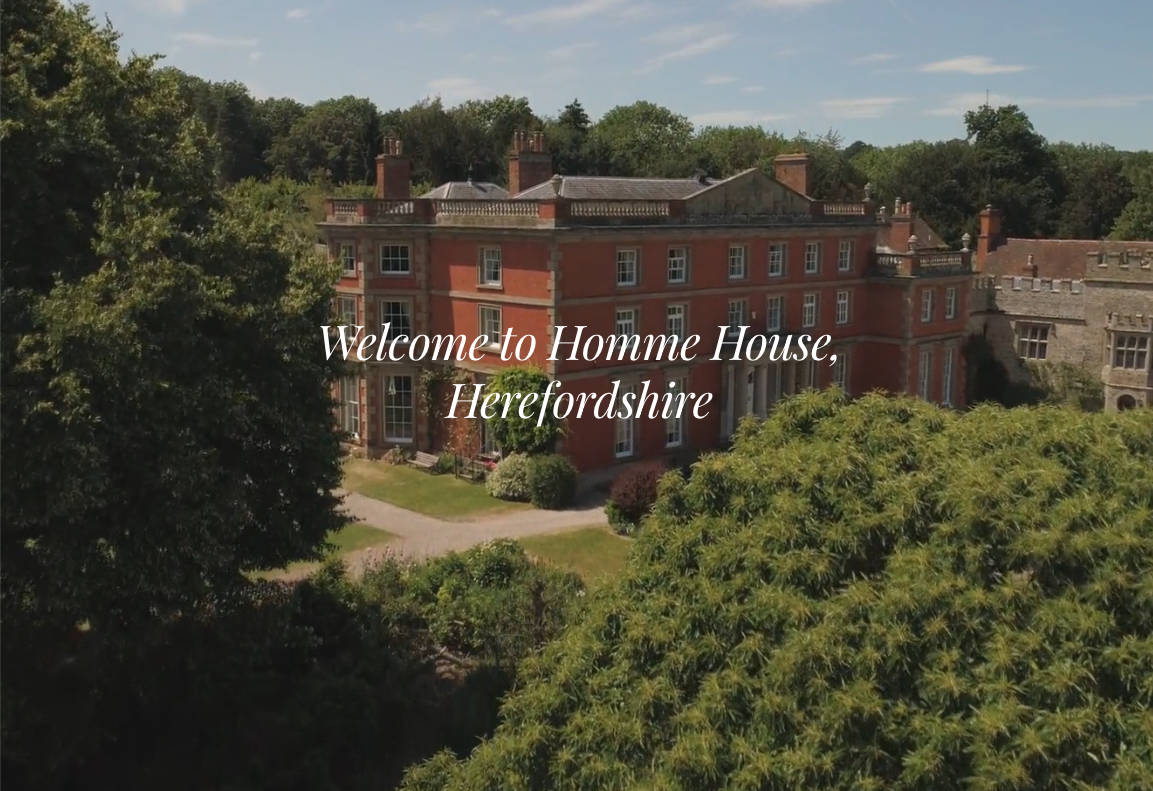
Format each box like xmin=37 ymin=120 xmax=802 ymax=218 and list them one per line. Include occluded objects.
xmin=477 ymin=282 xmax=503 ymax=290
xmin=385 ymin=437 xmax=414 ymax=445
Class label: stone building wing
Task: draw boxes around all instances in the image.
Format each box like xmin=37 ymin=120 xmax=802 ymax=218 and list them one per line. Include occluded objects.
xmin=983 ymin=238 xmax=1153 ymax=280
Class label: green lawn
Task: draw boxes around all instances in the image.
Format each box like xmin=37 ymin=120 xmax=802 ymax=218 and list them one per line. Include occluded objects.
xmin=326 ymin=522 xmax=397 ymax=554
xmin=343 ymin=458 xmax=530 ymax=520
xmin=520 ymin=527 xmax=632 ymax=591
xmin=257 ymin=522 xmax=397 ymax=579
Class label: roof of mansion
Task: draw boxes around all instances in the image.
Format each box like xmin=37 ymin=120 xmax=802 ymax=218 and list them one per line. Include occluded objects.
xmin=512 ymin=174 xmax=720 ymax=201
xmin=984 ymin=237 xmax=1153 ymax=279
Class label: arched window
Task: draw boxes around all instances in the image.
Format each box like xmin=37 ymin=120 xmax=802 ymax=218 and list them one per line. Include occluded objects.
xmin=1117 ymin=394 xmax=1137 ymax=411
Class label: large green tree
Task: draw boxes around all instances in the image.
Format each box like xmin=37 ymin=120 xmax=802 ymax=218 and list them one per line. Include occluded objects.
xmin=1051 ymin=143 xmax=1135 ymax=240
xmin=267 ymin=95 xmax=382 ymax=183
xmin=1 ymin=0 xmax=346 ymax=704
xmin=401 ymin=390 xmax=1153 ymax=791
xmin=1110 ymin=151 xmax=1153 ymax=241
xmin=965 ymin=104 xmax=1064 ymax=237
xmin=584 ymin=101 xmax=695 ymax=177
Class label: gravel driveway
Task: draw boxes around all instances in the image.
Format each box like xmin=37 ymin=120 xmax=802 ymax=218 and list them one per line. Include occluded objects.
xmin=299 ymin=490 xmax=609 ymax=578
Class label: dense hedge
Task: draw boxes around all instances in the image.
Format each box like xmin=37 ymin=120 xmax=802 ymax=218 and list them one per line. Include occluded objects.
xmin=525 ymin=454 xmax=578 ymax=510
xmin=605 ymin=462 xmax=665 ymax=534
xmin=401 ymin=389 xmax=1153 ymax=791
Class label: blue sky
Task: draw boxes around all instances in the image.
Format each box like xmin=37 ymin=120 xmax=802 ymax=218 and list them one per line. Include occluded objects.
xmin=96 ymin=0 xmax=1153 ymax=150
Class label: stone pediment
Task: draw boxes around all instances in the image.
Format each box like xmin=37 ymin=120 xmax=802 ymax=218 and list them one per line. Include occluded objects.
xmin=683 ymin=168 xmax=811 ymax=217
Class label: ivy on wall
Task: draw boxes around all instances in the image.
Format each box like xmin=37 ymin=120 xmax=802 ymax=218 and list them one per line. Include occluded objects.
xmin=962 ymin=333 xmax=1104 ymax=412
xmin=419 ymin=366 xmax=478 ymax=453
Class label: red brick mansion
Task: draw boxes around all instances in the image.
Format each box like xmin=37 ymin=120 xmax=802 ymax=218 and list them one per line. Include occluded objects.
xmin=321 ymin=133 xmax=973 ymax=477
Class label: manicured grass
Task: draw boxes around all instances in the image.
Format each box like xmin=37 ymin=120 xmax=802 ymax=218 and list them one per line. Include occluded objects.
xmin=343 ymin=458 xmax=530 ymax=520
xmin=257 ymin=522 xmax=397 ymax=579
xmin=520 ymin=527 xmax=632 ymax=590
xmin=327 ymin=522 xmax=397 ymax=554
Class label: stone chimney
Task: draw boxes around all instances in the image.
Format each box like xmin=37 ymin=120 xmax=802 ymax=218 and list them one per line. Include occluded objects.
xmin=773 ymin=153 xmax=811 ymax=197
xmin=887 ymin=197 xmax=915 ymax=253
xmin=508 ymin=130 xmax=552 ymax=195
xmin=975 ymin=204 xmax=1004 ymax=273
xmin=376 ymin=135 xmax=411 ymax=199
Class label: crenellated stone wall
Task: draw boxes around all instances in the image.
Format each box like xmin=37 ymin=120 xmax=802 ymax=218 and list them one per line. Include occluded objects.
xmin=968 ymin=267 xmax=1153 ymax=411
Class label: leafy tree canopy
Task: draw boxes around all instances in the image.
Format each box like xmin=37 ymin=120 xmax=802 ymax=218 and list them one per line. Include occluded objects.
xmin=484 ymin=366 xmax=563 ymax=455
xmin=1 ymin=0 xmax=345 ymax=662
xmin=402 ymin=390 xmax=1153 ymax=791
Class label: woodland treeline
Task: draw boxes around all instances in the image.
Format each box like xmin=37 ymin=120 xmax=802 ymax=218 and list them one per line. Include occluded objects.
xmin=174 ymin=68 xmax=1153 ymax=244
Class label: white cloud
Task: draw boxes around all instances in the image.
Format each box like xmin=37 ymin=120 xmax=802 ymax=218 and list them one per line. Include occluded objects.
xmin=852 ymin=52 xmax=895 ymax=65
xmin=286 ymin=8 xmax=308 ymax=19
xmin=751 ymin=0 xmax=843 ymax=7
xmin=427 ymin=77 xmax=490 ymax=103
xmin=642 ymin=23 xmax=714 ymax=44
xmin=249 ymin=51 xmax=262 ymax=62
xmin=919 ymin=55 xmax=1028 ymax=75
xmin=703 ymin=75 xmax=737 ymax=85
xmin=550 ymin=42 xmax=597 ymax=59
xmin=1027 ymin=94 xmax=1153 ymax=108
xmin=924 ymin=92 xmax=1012 ymax=116
xmin=690 ymin=110 xmax=792 ymax=126
xmin=613 ymin=2 xmax=667 ymax=22
xmin=130 ymin=0 xmax=200 ymax=15
xmin=397 ymin=7 xmax=503 ymax=35
xmin=639 ymin=32 xmax=735 ymax=73
xmin=173 ymin=33 xmax=259 ymax=48
xmin=820 ymin=97 xmax=906 ymax=119
xmin=503 ymin=0 xmax=625 ymax=27
xmin=741 ymin=85 xmax=765 ymax=93
xmin=926 ymin=91 xmax=1153 ymax=116
xmin=397 ymin=15 xmax=459 ymax=35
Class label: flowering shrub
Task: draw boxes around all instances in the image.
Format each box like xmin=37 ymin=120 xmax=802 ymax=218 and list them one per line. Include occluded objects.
xmin=485 ymin=453 xmax=532 ymax=501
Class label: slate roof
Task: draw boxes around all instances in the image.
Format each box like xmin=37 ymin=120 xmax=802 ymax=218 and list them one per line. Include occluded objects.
xmin=512 ymin=175 xmax=717 ymax=201
xmin=421 ymin=181 xmax=510 ymax=200
xmin=876 ymin=216 xmax=950 ymax=251
xmin=984 ymin=238 xmax=1153 ymax=279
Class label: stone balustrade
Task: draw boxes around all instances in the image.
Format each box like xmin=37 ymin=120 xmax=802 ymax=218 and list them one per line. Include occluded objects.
xmin=322 ymin=196 xmax=876 ymax=228
xmin=568 ymin=200 xmax=671 ymax=218
xmin=871 ymin=250 xmax=973 ymax=278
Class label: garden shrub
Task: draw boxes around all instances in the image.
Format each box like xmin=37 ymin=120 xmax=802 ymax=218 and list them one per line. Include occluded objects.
xmin=525 ymin=454 xmax=578 ymax=510
xmin=400 ymin=390 xmax=1153 ymax=791
xmin=485 ymin=453 xmax=532 ymax=501
xmin=605 ymin=461 xmax=665 ymax=533
xmin=434 ymin=451 xmax=456 ymax=474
